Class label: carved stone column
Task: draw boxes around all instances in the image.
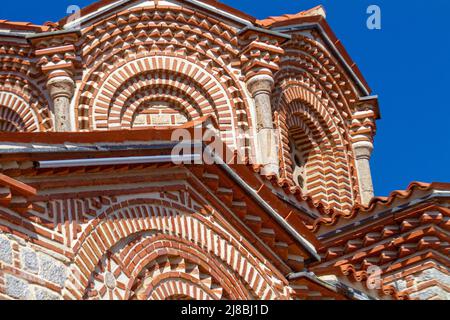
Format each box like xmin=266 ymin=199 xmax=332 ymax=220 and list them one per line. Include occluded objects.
xmin=353 ymin=141 xmax=375 ymax=205
xmin=247 ymin=74 xmax=279 ymax=175
xmin=46 ymin=73 xmax=75 ymax=132
xmin=29 ymin=30 xmax=80 ymax=132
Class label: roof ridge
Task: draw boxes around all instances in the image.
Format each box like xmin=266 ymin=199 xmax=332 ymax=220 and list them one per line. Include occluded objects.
xmin=314 ymin=264 xmax=410 ymax=300
xmin=0 ymin=19 xmax=50 ymax=32
xmin=257 ymin=5 xmax=326 ymax=27
xmin=58 ymin=0 xmax=257 ymax=26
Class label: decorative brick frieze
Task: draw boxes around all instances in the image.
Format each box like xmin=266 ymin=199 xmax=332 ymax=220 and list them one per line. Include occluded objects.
xmin=239 ymin=28 xmax=286 ymax=82
xmin=269 ymin=31 xmax=369 ymax=211
xmin=313 ymin=204 xmax=450 ymax=300
xmin=73 ymin=6 xmax=251 ymax=150
xmin=0 ymin=0 xmax=447 ymax=301
xmin=28 ymin=31 xmax=80 ymax=132
xmin=350 ymin=100 xmax=378 ymax=145
xmin=0 ymin=39 xmax=52 ymax=132
xmin=29 ymin=32 xmax=80 ymax=74
xmin=0 ymin=160 xmax=296 ymax=300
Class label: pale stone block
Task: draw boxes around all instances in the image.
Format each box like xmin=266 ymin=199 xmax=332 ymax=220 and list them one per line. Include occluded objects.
xmin=134 ymin=114 xmax=147 ymax=125
xmin=0 ymin=236 xmax=12 ymax=265
xmin=34 ymin=286 xmax=62 ymax=300
xmin=5 ymin=275 xmax=30 ymax=300
xmin=38 ymin=254 xmax=68 ymax=287
xmin=419 ymin=268 xmax=450 ymax=286
xmin=175 ymin=114 xmax=188 ymax=124
xmin=151 ymin=114 xmax=171 ymax=125
xmin=393 ymin=279 xmax=407 ymax=291
xmin=353 ymin=141 xmax=375 ymax=205
xmin=21 ymin=247 xmax=39 ymax=273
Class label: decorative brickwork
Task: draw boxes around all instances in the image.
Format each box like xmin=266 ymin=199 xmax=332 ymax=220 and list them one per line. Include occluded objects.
xmin=273 ymin=34 xmax=365 ymax=211
xmin=0 ymin=0 xmax=448 ymax=301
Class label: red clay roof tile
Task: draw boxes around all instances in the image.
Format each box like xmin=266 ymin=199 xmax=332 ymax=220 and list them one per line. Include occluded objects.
xmin=0 ymin=20 xmax=50 ymax=32
xmin=308 ymin=182 xmax=450 ymax=233
xmin=257 ymin=5 xmax=326 ymax=27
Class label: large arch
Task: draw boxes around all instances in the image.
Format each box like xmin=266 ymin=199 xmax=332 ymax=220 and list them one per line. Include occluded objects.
xmin=273 ymin=34 xmax=361 ymax=119
xmin=275 ymin=83 xmax=355 ymax=212
xmin=83 ymin=234 xmax=250 ymax=300
xmin=63 ymin=198 xmax=289 ymax=300
xmin=120 ymin=86 xmax=197 ymax=128
xmin=0 ymin=75 xmax=52 ymax=132
xmin=0 ymin=106 xmax=26 ymax=132
xmin=0 ymin=39 xmax=53 ymax=132
xmin=90 ymin=56 xmax=228 ymax=130
xmin=273 ymin=34 xmax=362 ymax=212
xmin=74 ymin=5 xmax=254 ymax=149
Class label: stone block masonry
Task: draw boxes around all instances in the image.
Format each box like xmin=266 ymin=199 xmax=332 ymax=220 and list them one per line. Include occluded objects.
xmin=0 ymin=233 xmax=66 ymax=300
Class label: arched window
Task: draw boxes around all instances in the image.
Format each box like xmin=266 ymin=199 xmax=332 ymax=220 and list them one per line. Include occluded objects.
xmin=289 ymin=137 xmax=307 ymax=191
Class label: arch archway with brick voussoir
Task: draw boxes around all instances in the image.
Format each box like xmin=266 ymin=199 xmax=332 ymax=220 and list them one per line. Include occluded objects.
xmin=0 ymin=38 xmax=53 ymax=132
xmin=0 ymin=82 xmax=52 ymax=132
xmin=275 ymin=84 xmax=356 ymax=213
xmin=63 ymin=198 xmax=291 ymax=300
xmin=75 ymin=6 xmax=254 ymax=149
xmin=273 ymin=33 xmax=364 ymax=212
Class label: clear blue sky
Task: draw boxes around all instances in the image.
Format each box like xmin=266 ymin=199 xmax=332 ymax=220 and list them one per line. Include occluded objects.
xmin=1 ymin=0 xmax=449 ymax=196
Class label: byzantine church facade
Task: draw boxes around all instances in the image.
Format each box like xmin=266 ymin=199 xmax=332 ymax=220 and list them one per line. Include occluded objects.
xmin=0 ymin=0 xmax=448 ymax=300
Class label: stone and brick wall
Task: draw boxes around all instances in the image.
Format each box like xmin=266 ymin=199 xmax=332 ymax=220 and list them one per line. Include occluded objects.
xmin=0 ymin=233 xmax=67 ymax=300
xmin=0 ymin=0 xmax=447 ymax=301
xmin=0 ymin=165 xmax=294 ymax=300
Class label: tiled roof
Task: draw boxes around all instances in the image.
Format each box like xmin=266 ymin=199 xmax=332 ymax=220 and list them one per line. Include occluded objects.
xmin=58 ymin=0 xmax=257 ymax=25
xmin=0 ymin=173 xmax=37 ymax=197
xmin=0 ymin=19 xmax=50 ymax=32
xmin=308 ymin=182 xmax=450 ymax=233
xmin=257 ymin=5 xmax=326 ymax=27
xmin=313 ymin=203 xmax=450 ymax=300
xmin=318 ymin=205 xmax=450 ymax=265
xmin=256 ymin=6 xmax=371 ymax=94
xmin=314 ymin=265 xmax=410 ymax=300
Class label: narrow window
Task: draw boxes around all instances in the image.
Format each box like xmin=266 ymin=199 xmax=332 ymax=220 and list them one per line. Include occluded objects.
xmin=289 ymin=137 xmax=307 ymax=190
